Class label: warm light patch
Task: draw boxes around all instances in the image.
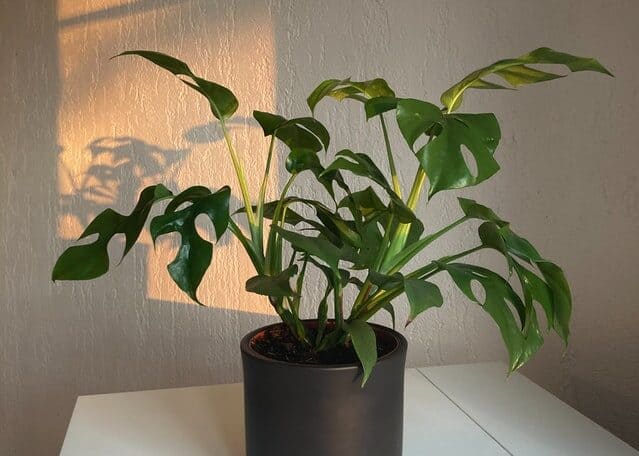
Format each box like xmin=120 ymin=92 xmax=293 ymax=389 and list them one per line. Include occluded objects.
xmin=56 ymin=2 xmax=277 ymax=314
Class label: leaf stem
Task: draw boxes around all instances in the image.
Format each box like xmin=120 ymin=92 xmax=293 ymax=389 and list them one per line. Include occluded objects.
xmin=380 ymin=114 xmax=402 ymax=198
xmin=256 ymin=136 xmax=276 ymax=243
xmin=352 ymin=245 xmax=485 ymax=321
xmin=220 ymin=120 xmax=257 ymax=231
xmin=265 ymin=173 xmax=297 ymax=274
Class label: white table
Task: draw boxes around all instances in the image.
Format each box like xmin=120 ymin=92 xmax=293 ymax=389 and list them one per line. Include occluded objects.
xmin=61 ymin=362 xmax=637 ymax=455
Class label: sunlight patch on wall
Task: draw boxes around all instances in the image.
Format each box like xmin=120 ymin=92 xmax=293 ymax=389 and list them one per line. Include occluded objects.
xmin=56 ymin=1 xmax=277 ymax=314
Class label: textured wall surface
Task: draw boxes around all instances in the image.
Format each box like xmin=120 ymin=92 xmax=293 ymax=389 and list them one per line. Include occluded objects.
xmin=1 ymin=0 xmax=638 ymax=454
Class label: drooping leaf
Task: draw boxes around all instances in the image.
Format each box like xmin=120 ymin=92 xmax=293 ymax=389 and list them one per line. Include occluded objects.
xmin=417 ymin=113 xmax=501 ymax=196
xmin=382 ymin=303 xmax=396 ymax=330
xmin=345 ymin=319 xmax=378 ymax=386
xmin=52 ymin=184 xmax=172 ymax=281
xmin=441 ymin=47 xmax=613 ymax=112
xmin=245 ymin=265 xmax=299 ymax=297
xmin=404 ymin=279 xmax=443 ymax=324
xmin=396 ymin=98 xmax=444 ymax=150
xmin=441 ymin=263 xmax=527 ymax=371
xmin=150 ymin=186 xmax=230 ymax=303
xmin=537 ymin=261 xmax=572 ymax=344
xmin=457 ymin=197 xmax=572 ymax=344
xmin=116 ymin=50 xmax=238 ymax=120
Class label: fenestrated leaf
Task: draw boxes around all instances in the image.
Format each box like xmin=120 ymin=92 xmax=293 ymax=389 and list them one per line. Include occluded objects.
xmin=245 ymin=265 xmax=299 ymax=297
xmin=459 ymin=198 xmax=572 ymax=345
xmin=150 ymin=186 xmax=230 ymax=303
xmin=396 ymin=98 xmax=444 ymax=150
xmin=116 ymin=50 xmax=238 ymax=120
xmin=404 ymin=279 xmax=443 ymax=324
xmin=345 ymin=319 xmax=378 ymax=386
xmin=441 ymin=47 xmax=613 ymax=112
xmin=537 ymin=261 xmax=572 ymax=344
xmin=417 ymin=113 xmax=501 ymax=196
xmin=52 ymin=184 xmax=172 ymax=281
xmin=441 ymin=263 xmax=527 ymax=371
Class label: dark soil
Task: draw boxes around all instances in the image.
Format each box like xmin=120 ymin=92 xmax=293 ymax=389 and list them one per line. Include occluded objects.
xmin=250 ymin=323 xmax=396 ymax=365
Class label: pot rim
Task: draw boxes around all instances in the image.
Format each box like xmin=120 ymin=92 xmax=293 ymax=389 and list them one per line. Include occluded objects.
xmin=240 ymin=320 xmax=407 ymax=370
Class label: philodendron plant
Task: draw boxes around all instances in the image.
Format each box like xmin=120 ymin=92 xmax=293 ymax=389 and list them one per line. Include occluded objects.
xmin=53 ymin=47 xmax=611 ymax=384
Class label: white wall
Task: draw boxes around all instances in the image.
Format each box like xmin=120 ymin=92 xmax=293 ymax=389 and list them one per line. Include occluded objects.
xmin=1 ymin=0 xmax=638 ymax=454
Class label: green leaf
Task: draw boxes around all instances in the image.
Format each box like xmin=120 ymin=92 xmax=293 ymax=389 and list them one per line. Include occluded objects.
xmin=52 ymin=184 xmax=172 ymax=281
xmin=150 ymin=186 xmax=230 ymax=303
xmin=368 ymin=271 xmax=404 ymax=290
xmin=236 ymin=199 xmax=305 ymax=225
xmin=254 ymin=111 xmax=330 ymax=152
xmin=458 ymin=198 xmax=572 ymax=345
xmin=382 ymin=303 xmax=396 ymax=330
xmin=404 ymin=279 xmax=443 ymax=324
xmin=441 ymin=47 xmax=613 ymax=112
xmin=245 ymin=265 xmax=299 ymax=297
xmin=396 ymin=98 xmax=444 ymax=150
xmin=116 ymin=50 xmax=239 ymax=120
xmin=306 ymin=78 xmax=395 ymax=114
xmin=442 ymin=263 xmax=527 ymax=371
xmin=115 ymin=50 xmax=194 ymax=77
xmin=458 ymin=197 xmax=503 ymax=223
xmin=345 ymin=319 xmax=378 ymax=386
xmin=364 ymin=96 xmax=398 ymax=119
xmin=307 ymin=78 xmax=349 ymax=114
xmin=272 ymin=226 xmax=341 ymax=269
xmin=417 ymin=113 xmax=501 ymax=196
xmin=537 ymin=261 xmax=572 ymax=344
xmin=322 ymin=150 xmax=415 ymax=223
xmin=253 ymin=110 xmax=287 ymax=135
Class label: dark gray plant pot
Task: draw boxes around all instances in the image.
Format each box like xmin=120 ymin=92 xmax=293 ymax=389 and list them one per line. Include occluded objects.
xmin=240 ymin=321 xmax=407 ymax=456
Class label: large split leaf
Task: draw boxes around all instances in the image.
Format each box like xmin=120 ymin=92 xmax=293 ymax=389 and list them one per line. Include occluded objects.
xmin=417 ymin=113 xmax=501 ymax=196
xmin=115 ymin=50 xmax=238 ymax=120
xmin=52 ymin=184 xmax=172 ymax=281
xmin=150 ymin=186 xmax=230 ymax=303
xmin=441 ymin=263 xmax=528 ymax=371
xmin=458 ymin=198 xmax=572 ymax=344
xmin=441 ymin=47 xmax=613 ymax=112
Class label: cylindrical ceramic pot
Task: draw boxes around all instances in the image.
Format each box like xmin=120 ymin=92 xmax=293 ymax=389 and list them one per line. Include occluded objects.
xmin=240 ymin=321 xmax=407 ymax=456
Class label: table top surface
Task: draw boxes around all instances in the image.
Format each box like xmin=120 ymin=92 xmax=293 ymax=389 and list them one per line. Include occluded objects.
xmin=61 ymin=362 xmax=637 ymax=455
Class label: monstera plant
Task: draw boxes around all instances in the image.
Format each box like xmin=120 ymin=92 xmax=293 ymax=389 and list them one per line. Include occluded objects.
xmin=52 ymin=47 xmax=611 ymax=456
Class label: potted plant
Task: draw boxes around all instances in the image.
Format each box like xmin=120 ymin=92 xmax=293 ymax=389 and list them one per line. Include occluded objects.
xmin=53 ymin=47 xmax=611 ymax=456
